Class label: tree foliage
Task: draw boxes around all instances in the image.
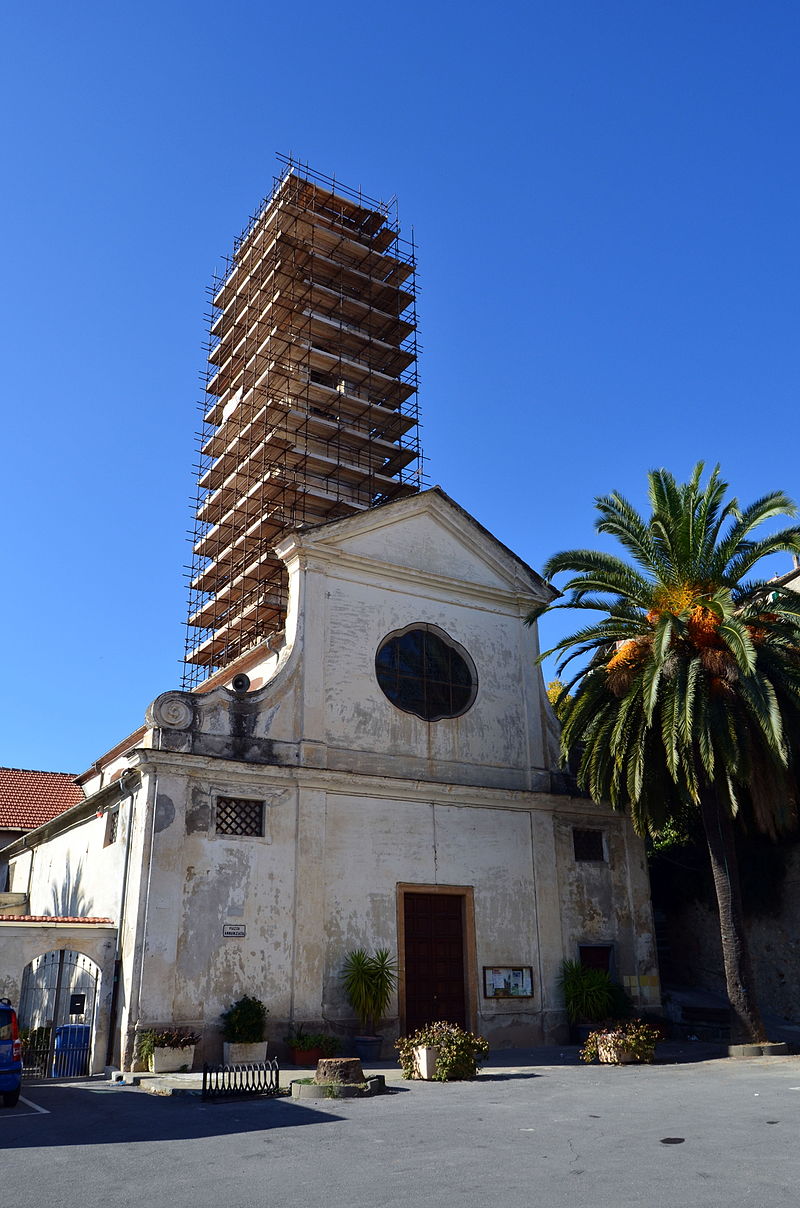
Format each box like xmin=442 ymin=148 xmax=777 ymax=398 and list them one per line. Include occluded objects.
xmin=530 ymin=463 xmax=800 ymax=1042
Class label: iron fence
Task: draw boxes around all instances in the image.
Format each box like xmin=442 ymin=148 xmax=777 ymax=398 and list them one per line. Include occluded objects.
xmin=201 ymin=1059 xmax=281 ymax=1101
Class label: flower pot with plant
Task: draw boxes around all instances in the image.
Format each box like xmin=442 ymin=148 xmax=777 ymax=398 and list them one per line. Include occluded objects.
xmin=396 ymin=1022 xmax=489 ymax=1081
xmin=138 ymin=1028 xmax=201 ymax=1073
xmin=580 ymin=1019 xmax=661 ymax=1065
xmin=220 ymin=995 xmax=269 ymax=1064
xmin=341 ymin=947 xmax=397 ymax=1061
xmin=285 ymin=1028 xmax=341 ymax=1066
xmin=558 ymin=960 xmax=630 ymax=1044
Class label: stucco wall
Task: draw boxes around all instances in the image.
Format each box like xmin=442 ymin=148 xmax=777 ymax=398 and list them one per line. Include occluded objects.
xmin=121 ymin=753 xmax=656 ymax=1059
xmin=21 ymin=808 xmax=127 ymax=921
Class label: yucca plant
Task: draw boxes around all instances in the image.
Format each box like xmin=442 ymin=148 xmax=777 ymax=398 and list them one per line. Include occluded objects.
xmin=342 ymin=948 xmax=397 ymax=1036
xmin=531 ymin=463 xmax=800 ymax=1044
xmin=558 ymin=960 xmax=615 ymax=1023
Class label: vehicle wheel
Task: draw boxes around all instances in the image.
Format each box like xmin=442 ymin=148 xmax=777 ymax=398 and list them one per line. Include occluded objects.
xmin=2 ymin=1087 xmax=21 ymax=1108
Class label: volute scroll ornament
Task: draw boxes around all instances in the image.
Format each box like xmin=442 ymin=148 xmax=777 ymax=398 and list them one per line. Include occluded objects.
xmin=149 ymin=693 xmax=194 ymax=731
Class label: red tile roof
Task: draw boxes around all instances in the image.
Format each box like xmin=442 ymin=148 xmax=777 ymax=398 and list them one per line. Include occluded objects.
xmin=0 ymin=767 xmax=85 ymax=831
xmin=0 ymin=916 xmax=113 ymax=924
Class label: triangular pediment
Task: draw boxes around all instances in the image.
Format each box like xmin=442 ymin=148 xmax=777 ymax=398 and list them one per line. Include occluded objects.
xmin=289 ymin=488 xmax=555 ymax=602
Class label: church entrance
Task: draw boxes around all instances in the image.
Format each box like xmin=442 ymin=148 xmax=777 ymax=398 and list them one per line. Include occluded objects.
xmin=399 ymin=887 xmax=474 ymax=1034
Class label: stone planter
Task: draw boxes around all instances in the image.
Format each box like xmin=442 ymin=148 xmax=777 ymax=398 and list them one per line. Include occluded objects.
xmin=596 ymin=1040 xmax=652 ymax=1065
xmin=413 ymin=1045 xmax=438 ymax=1080
xmin=223 ymin=1041 xmax=268 ymax=1065
xmin=151 ymin=1045 xmax=196 ymax=1073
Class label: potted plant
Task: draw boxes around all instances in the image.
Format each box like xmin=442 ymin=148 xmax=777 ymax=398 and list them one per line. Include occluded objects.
xmin=342 ymin=947 xmax=397 ymax=1061
xmin=220 ymin=995 xmax=269 ymax=1064
xmin=285 ymin=1028 xmax=341 ymax=1066
xmin=396 ymin=1022 xmax=489 ymax=1081
xmin=138 ymin=1027 xmax=200 ymax=1073
xmin=559 ymin=960 xmax=624 ymax=1044
xmin=580 ymin=1018 xmax=661 ymax=1065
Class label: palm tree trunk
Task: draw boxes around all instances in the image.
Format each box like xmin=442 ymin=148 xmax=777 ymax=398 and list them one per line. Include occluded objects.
xmin=699 ymin=788 xmax=766 ymax=1044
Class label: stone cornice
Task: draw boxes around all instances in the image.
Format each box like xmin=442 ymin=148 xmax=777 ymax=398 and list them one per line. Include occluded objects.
xmin=129 ymin=748 xmax=619 ymax=820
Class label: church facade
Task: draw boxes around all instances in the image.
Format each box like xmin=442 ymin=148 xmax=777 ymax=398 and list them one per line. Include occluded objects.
xmin=2 ymin=489 xmax=659 ymax=1070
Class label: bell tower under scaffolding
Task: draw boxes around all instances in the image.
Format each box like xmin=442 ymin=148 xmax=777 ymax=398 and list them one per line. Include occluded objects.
xmin=183 ymin=158 xmax=424 ymax=687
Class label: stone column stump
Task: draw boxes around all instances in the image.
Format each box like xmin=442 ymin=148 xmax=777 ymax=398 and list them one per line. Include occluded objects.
xmin=315 ymin=1057 xmax=364 ymax=1084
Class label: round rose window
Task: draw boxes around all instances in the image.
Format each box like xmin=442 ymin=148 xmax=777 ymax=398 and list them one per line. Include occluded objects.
xmin=375 ymin=624 xmax=477 ymax=721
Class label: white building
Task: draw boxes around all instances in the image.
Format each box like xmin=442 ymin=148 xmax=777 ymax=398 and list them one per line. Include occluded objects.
xmin=1 ymin=488 xmax=659 ymax=1071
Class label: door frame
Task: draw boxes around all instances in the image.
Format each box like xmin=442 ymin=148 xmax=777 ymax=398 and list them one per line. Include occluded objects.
xmin=396 ymin=883 xmax=477 ymax=1035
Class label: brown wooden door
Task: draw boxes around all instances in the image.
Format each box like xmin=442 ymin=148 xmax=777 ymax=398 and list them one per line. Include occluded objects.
xmin=403 ymin=893 xmax=466 ymax=1032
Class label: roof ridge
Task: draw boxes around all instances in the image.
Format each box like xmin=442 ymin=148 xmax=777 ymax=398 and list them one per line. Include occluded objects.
xmin=0 ymin=766 xmax=79 ymax=777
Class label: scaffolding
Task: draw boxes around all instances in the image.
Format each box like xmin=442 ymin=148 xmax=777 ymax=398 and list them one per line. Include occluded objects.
xmin=182 ymin=157 xmax=425 ymax=687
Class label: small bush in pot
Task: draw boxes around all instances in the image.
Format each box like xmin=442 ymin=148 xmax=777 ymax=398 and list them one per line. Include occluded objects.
xmin=221 ymin=996 xmax=268 ymax=1044
xmin=559 ymin=960 xmax=616 ymax=1024
xmin=138 ymin=1027 xmax=200 ymax=1072
xmin=396 ymin=1021 xmax=489 ymax=1081
xmin=580 ymin=1018 xmax=661 ymax=1065
xmin=342 ymin=948 xmax=397 ymax=1036
xmin=285 ymin=1028 xmax=341 ymax=1065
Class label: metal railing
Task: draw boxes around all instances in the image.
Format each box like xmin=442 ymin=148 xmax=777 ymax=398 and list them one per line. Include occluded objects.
xmin=201 ymin=1059 xmax=281 ymax=1101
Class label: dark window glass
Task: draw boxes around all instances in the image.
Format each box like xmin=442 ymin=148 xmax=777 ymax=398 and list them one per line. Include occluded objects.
xmin=579 ymin=945 xmax=612 ymax=972
xmin=375 ymin=626 xmax=476 ymax=721
xmin=573 ymin=828 xmax=605 ymax=861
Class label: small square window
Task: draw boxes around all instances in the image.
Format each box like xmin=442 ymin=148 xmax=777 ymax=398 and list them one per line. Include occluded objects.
xmin=104 ymin=809 xmax=119 ymax=847
xmin=573 ymin=828 xmax=604 ymax=862
xmin=579 ymin=945 xmax=612 ymax=973
xmin=216 ymin=797 xmax=264 ymax=837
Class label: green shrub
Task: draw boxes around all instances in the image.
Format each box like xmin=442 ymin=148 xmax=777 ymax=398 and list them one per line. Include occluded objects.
xmin=284 ymin=1028 xmax=340 ymax=1056
xmin=396 ymin=1021 xmax=489 ymax=1081
xmin=138 ymin=1028 xmax=200 ymax=1064
xmin=220 ymin=995 xmax=268 ymax=1043
xmin=342 ymin=948 xmax=397 ymax=1034
xmin=558 ymin=960 xmax=615 ymax=1023
xmin=580 ymin=1018 xmax=661 ymax=1064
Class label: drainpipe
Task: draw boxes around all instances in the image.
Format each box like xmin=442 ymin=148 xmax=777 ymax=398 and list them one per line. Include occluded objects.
xmin=104 ymin=770 xmax=138 ymax=1066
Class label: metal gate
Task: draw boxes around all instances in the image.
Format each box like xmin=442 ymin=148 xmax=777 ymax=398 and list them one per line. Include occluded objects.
xmin=18 ymin=950 xmax=100 ymax=1079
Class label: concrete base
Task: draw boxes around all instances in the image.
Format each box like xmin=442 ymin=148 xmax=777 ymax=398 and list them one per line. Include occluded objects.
xmin=291 ymin=1075 xmax=386 ymax=1100
xmin=728 ymin=1042 xmax=789 ymax=1058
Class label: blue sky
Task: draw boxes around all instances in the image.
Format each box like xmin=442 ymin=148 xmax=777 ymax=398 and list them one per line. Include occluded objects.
xmin=3 ymin=1 xmax=799 ymax=773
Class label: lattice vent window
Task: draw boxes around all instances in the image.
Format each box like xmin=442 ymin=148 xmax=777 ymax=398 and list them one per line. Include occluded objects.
xmin=572 ymin=828 xmax=605 ymax=862
xmin=104 ymin=809 xmax=120 ymax=847
xmin=216 ymin=797 xmax=265 ymax=837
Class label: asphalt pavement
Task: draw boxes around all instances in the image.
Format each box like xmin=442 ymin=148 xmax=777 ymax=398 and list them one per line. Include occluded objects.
xmin=2 ymin=1047 xmax=798 ymax=1208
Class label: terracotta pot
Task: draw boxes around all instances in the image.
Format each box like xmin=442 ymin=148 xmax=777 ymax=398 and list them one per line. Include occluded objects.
xmin=291 ymin=1047 xmax=323 ymax=1067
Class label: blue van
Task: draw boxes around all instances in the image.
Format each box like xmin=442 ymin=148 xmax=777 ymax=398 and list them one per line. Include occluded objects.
xmin=0 ymin=998 xmax=22 ymax=1108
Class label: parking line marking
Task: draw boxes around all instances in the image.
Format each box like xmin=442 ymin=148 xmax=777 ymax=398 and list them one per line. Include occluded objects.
xmin=18 ymin=1096 xmax=49 ymax=1114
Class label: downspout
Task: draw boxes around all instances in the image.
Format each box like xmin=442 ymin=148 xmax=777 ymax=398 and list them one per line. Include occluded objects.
xmin=121 ymin=764 xmax=159 ymax=1071
xmin=105 ymin=770 xmax=138 ymax=1066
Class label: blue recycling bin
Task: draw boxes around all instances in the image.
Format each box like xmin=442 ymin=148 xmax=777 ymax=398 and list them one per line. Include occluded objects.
xmin=52 ymin=1024 xmax=90 ymax=1077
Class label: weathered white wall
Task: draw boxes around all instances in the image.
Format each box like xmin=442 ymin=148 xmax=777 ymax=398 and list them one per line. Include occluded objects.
xmin=13 ymin=809 xmax=126 ymax=921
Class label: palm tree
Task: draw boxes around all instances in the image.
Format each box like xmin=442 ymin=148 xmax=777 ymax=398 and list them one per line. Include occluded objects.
xmin=531 ymin=464 xmax=800 ymax=1044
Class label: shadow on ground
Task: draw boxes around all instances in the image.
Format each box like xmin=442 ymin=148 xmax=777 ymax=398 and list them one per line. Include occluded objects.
xmin=5 ymin=1084 xmax=343 ymax=1148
